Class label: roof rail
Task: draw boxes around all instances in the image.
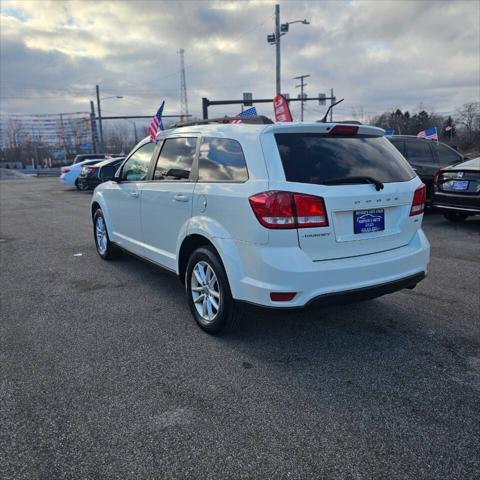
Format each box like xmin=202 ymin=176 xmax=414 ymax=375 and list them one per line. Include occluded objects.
xmin=171 ymin=115 xmax=274 ymax=128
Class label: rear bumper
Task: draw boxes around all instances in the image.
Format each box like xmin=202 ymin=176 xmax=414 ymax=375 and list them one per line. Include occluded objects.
xmin=219 ymin=229 xmax=430 ymax=308
xmin=59 ymin=173 xmax=75 ymax=186
xmin=432 ymin=192 xmax=480 ymax=214
xmin=306 ymin=271 xmax=424 ymax=308
xmin=78 ymin=177 xmax=101 ymax=189
xmin=240 ymin=272 xmax=425 ymax=311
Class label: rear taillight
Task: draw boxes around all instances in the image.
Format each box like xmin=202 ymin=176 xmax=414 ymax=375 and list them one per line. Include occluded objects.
xmin=410 ymin=184 xmax=426 ymax=216
xmin=329 ymin=125 xmax=359 ymax=136
xmin=249 ymin=191 xmax=328 ymax=229
xmin=433 ymin=169 xmax=445 ymax=186
xmin=61 ymin=167 xmax=70 ymax=174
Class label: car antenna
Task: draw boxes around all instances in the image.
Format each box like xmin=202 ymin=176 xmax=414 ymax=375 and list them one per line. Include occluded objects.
xmin=319 ymin=98 xmax=345 ymax=123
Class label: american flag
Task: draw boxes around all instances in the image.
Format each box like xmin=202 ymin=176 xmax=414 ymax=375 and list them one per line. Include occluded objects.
xmin=417 ymin=127 xmax=438 ymax=141
xmin=149 ymin=101 xmax=165 ymax=140
xmin=231 ymin=106 xmax=257 ymax=124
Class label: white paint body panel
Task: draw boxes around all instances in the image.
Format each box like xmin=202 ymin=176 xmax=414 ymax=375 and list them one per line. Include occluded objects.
xmin=92 ymin=123 xmax=430 ymax=308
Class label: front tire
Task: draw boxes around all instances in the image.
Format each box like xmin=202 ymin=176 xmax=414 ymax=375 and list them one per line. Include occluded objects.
xmin=185 ymin=246 xmax=242 ymax=334
xmin=93 ymin=209 xmax=121 ymax=260
xmin=444 ymin=211 xmax=468 ymax=223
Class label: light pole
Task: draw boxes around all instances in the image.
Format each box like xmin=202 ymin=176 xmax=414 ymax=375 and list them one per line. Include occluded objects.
xmin=268 ymin=4 xmax=309 ymax=95
xmin=95 ymin=84 xmax=123 ymax=151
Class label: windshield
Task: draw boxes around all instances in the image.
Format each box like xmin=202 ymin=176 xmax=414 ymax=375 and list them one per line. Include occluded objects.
xmin=275 ymin=134 xmax=415 ymax=184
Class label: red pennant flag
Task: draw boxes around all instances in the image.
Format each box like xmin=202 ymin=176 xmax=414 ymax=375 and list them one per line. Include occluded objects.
xmin=273 ymin=94 xmax=293 ymax=122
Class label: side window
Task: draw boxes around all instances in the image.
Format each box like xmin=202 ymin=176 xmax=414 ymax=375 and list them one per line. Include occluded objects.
xmin=122 ymin=142 xmax=156 ymax=181
xmin=389 ymin=139 xmax=405 ymax=156
xmin=154 ymin=137 xmax=196 ymax=180
xmin=433 ymin=143 xmax=462 ymax=165
xmin=198 ymin=138 xmax=248 ymax=182
xmin=405 ymin=141 xmax=436 ymax=165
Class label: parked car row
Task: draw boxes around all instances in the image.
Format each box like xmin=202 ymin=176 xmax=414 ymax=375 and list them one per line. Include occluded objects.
xmin=385 ymin=136 xmax=479 ymax=222
xmin=60 ymin=155 xmax=125 ymax=190
xmin=62 ymin=137 xmax=478 ymax=226
xmin=387 ymin=135 xmax=466 ymax=202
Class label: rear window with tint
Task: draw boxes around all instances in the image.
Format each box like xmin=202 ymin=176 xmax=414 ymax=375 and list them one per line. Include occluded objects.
xmin=275 ymin=134 xmax=415 ymax=184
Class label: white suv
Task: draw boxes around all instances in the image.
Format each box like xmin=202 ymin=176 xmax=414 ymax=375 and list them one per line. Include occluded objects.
xmin=91 ymin=121 xmax=430 ymax=333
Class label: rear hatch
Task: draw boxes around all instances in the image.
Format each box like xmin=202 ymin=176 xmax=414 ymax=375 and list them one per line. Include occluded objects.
xmin=267 ymin=124 xmax=422 ymax=261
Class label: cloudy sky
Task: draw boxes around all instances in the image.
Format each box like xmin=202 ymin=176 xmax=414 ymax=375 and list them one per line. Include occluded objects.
xmin=0 ymin=0 xmax=479 ymax=122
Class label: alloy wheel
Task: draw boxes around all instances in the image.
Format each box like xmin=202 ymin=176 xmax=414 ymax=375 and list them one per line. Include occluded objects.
xmin=190 ymin=261 xmax=221 ymax=322
xmin=95 ymin=216 xmax=108 ymax=254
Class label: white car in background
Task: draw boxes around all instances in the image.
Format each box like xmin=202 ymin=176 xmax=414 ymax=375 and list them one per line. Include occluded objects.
xmin=60 ymin=159 xmax=104 ymax=190
xmin=91 ymin=120 xmax=430 ymax=334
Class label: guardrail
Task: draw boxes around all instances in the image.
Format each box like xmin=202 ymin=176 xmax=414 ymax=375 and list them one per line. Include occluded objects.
xmin=24 ymin=168 xmax=61 ymax=176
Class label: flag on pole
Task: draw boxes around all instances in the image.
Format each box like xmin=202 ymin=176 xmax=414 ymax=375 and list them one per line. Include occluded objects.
xmin=231 ymin=106 xmax=258 ymax=124
xmin=149 ymin=101 xmax=165 ymax=140
xmin=417 ymin=127 xmax=438 ymax=141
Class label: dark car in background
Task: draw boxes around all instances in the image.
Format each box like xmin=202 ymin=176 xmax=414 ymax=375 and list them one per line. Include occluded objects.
xmin=77 ymin=157 xmax=125 ymax=190
xmin=387 ymin=136 xmax=465 ymax=202
xmin=72 ymin=153 xmax=108 ymax=165
xmin=432 ymin=157 xmax=480 ymax=222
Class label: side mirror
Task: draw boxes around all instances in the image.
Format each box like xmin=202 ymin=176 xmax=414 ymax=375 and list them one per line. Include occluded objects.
xmin=166 ymin=168 xmax=190 ymax=179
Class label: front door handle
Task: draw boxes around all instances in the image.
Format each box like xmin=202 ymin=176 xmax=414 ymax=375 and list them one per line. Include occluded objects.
xmin=129 ymin=191 xmax=139 ymax=198
xmin=173 ymin=194 xmax=189 ymax=202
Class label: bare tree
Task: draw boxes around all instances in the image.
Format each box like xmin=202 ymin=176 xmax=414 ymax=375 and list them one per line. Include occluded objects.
xmin=456 ymin=102 xmax=480 ymax=141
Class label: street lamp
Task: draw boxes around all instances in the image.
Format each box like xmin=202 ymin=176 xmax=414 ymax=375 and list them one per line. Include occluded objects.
xmin=267 ymin=4 xmax=310 ymax=95
xmin=101 ymin=95 xmax=123 ymax=101
xmin=95 ymin=85 xmax=123 ymax=151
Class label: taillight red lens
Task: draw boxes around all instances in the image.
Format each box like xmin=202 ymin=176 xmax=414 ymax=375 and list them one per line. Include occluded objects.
xmin=329 ymin=125 xmax=359 ymax=136
xmin=249 ymin=191 xmax=328 ymax=229
xmin=410 ymin=184 xmax=426 ymax=216
xmin=293 ymin=193 xmax=328 ymax=227
xmin=248 ymin=191 xmax=295 ymax=228
xmin=433 ymin=169 xmax=444 ymax=186
xmin=61 ymin=167 xmax=70 ymax=173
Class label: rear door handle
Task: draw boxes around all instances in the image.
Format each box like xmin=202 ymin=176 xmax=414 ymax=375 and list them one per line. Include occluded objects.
xmin=173 ymin=194 xmax=189 ymax=202
xmin=129 ymin=191 xmax=139 ymax=198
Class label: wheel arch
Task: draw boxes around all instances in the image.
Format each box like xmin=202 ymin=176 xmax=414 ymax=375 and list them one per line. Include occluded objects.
xmin=178 ymin=234 xmax=217 ymax=284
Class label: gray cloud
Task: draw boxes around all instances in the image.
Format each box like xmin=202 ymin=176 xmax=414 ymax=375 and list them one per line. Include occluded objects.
xmin=0 ymin=0 xmax=478 ymax=122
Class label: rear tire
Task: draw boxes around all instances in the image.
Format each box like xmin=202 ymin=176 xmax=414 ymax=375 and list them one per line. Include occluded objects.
xmin=443 ymin=211 xmax=468 ymax=223
xmin=185 ymin=246 xmax=242 ymax=334
xmin=77 ymin=179 xmax=89 ymax=192
xmin=93 ymin=209 xmax=121 ymax=260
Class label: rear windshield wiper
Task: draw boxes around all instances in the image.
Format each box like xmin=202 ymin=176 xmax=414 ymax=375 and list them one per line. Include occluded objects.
xmin=321 ymin=176 xmax=384 ymax=191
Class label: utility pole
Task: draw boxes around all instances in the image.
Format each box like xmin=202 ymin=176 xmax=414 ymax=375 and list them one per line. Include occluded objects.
xmin=268 ymin=5 xmax=309 ymax=96
xmin=330 ymin=87 xmax=335 ymax=122
xmin=90 ymin=100 xmax=97 ymax=153
xmin=178 ymin=49 xmax=189 ymax=122
xmin=133 ymin=121 xmax=138 ymax=144
xmin=96 ymin=85 xmax=104 ymax=152
xmin=294 ymin=74 xmax=310 ymax=121
xmin=275 ymin=4 xmax=281 ymax=95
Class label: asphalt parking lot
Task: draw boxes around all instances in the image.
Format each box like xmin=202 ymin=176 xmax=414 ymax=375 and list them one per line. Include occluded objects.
xmin=1 ymin=177 xmax=479 ymax=480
